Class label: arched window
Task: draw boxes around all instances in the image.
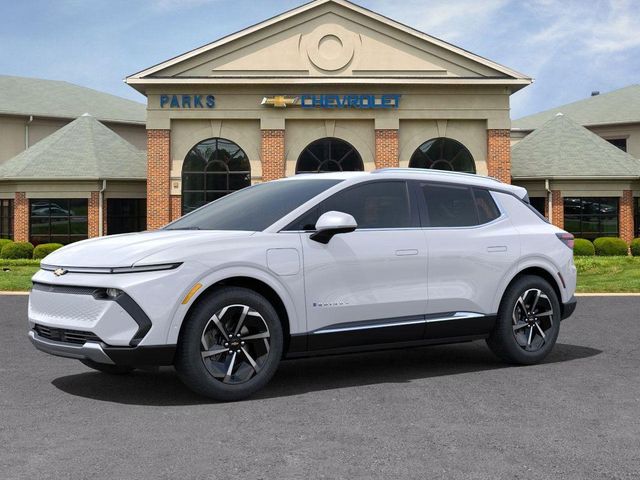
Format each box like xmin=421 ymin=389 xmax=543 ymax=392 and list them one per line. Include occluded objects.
xmin=181 ymin=138 xmax=251 ymax=214
xmin=409 ymin=138 xmax=476 ymax=173
xmin=296 ymin=137 xmax=363 ymax=174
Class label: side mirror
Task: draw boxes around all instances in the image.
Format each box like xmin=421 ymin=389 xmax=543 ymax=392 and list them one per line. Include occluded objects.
xmin=310 ymin=211 xmax=357 ymax=244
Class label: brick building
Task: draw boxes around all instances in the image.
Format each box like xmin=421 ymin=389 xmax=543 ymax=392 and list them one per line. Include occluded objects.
xmin=125 ymin=0 xmax=531 ymax=230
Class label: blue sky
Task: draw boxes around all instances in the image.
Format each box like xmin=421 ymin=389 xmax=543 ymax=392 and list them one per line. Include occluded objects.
xmin=1 ymin=0 xmax=638 ymax=118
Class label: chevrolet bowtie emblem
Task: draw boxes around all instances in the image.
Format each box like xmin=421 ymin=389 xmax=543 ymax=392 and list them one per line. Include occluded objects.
xmin=53 ymin=268 xmax=68 ymax=277
xmin=261 ymin=95 xmax=299 ymax=108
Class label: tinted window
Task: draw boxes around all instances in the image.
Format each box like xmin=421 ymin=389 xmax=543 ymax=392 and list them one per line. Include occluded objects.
xmin=29 ymin=199 xmax=88 ymax=246
xmin=474 ymin=188 xmax=501 ymax=224
xmin=421 ymin=184 xmax=478 ymax=227
xmin=563 ymin=197 xmax=619 ymax=240
xmin=287 ymin=181 xmax=413 ymax=230
xmin=0 ymin=199 xmax=13 ymax=239
xmin=107 ymin=199 xmax=147 ymax=235
xmin=167 ymin=179 xmax=341 ymax=231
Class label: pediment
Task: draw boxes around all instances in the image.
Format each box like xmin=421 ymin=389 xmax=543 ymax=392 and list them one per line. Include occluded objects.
xmin=129 ymin=0 xmax=528 ymax=84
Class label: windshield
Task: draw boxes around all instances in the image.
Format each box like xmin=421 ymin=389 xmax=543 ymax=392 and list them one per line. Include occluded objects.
xmin=166 ymin=179 xmax=342 ymax=231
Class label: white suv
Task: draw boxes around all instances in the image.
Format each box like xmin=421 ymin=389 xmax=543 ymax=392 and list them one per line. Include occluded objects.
xmin=28 ymin=169 xmax=577 ymax=401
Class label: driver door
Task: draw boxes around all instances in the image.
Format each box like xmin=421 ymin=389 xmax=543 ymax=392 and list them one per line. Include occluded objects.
xmin=287 ymin=180 xmax=429 ymax=351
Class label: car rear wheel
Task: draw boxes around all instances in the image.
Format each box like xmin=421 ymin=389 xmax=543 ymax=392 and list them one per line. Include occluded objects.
xmin=175 ymin=286 xmax=283 ymax=401
xmin=487 ymin=275 xmax=560 ymax=365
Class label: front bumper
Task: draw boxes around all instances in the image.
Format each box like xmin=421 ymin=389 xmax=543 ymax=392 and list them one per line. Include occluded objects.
xmin=561 ymin=295 xmax=577 ymax=320
xmin=28 ymin=330 xmax=175 ymax=366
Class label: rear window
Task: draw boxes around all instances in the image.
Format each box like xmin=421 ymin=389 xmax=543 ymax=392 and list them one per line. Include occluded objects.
xmin=419 ymin=184 xmax=502 ymax=227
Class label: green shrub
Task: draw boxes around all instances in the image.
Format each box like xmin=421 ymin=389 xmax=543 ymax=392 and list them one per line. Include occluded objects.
xmin=593 ymin=237 xmax=628 ymax=256
xmin=0 ymin=239 xmax=13 ymax=251
xmin=631 ymin=238 xmax=640 ymax=257
xmin=573 ymin=238 xmax=595 ymax=256
xmin=32 ymin=243 xmax=64 ymax=260
xmin=1 ymin=241 xmax=34 ymax=259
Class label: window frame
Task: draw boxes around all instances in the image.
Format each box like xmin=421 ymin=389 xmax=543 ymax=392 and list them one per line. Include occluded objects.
xmin=295 ymin=137 xmax=364 ymax=175
xmin=0 ymin=199 xmax=13 ymax=240
xmin=563 ymin=197 xmax=619 ymax=239
xmin=282 ymin=179 xmax=420 ymax=232
xmin=411 ymin=181 xmax=505 ymax=229
xmin=634 ymin=197 xmax=640 ymax=238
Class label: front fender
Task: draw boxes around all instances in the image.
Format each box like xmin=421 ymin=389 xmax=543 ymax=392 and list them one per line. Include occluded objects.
xmin=164 ymin=264 xmax=302 ymax=345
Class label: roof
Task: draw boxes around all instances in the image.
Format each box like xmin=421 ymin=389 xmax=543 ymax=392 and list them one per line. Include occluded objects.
xmin=0 ymin=114 xmax=146 ymax=181
xmin=126 ymin=0 xmax=530 ymax=90
xmin=512 ymin=84 xmax=640 ymax=130
xmin=511 ymin=113 xmax=640 ymax=179
xmin=0 ymin=75 xmax=146 ymax=125
xmin=281 ymin=169 xmax=528 ymax=198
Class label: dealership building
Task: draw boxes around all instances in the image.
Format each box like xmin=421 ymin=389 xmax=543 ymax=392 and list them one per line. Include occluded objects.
xmin=1 ymin=0 xmax=640 ymax=245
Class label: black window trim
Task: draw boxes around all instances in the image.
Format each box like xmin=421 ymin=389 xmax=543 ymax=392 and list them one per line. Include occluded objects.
xmin=280 ymin=179 xmax=420 ymax=233
xmin=0 ymin=198 xmax=14 ymax=240
xmin=411 ymin=180 xmax=506 ymax=230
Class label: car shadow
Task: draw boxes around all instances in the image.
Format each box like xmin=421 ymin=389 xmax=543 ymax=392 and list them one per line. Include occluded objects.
xmin=51 ymin=342 xmax=602 ymax=406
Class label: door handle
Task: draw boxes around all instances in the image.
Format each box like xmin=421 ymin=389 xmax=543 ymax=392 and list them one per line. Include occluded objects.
xmin=395 ymin=249 xmax=419 ymax=256
xmin=487 ymin=246 xmax=507 ymax=253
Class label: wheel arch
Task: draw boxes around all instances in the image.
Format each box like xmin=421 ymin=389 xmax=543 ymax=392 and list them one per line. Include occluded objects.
xmin=497 ymin=266 xmax=563 ymax=314
xmin=166 ymin=267 xmax=300 ymax=352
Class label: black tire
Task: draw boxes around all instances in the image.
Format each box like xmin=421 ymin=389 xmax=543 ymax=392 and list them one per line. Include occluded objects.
xmin=175 ymin=286 xmax=283 ymax=401
xmin=80 ymin=359 xmax=134 ymax=375
xmin=487 ymin=275 xmax=561 ymax=365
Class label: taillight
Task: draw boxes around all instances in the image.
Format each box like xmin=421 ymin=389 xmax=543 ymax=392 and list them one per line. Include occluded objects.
xmin=556 ymin=232 xmax=574 ymax=249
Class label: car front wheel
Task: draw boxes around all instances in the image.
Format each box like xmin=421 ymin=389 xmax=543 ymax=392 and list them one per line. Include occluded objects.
xmin=487 ymin=275 xmax=561 ymax=365
xmin=175 ymin=286 xmax=283 ymax=401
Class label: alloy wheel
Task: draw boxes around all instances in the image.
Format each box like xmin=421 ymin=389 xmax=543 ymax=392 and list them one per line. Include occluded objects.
xmin=200 ymin=304 xmax=271 ymax=385
xmin=511 ymin=288 xmax=555 ymax=352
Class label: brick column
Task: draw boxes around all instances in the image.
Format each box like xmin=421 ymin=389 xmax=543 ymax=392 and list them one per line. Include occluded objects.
xmin=147 ymin=130 xmax=171 ymax=229
xmin=374 ymin=129 xmax=399 ymax=169
xmin=261 ymin=130 xmax=285 ymax=181
xmin=551 ymin=190 xmax=564 ymax=229
xmin=620 ymin=190 xmax=634 ymax=244
xmin=487 ymin=129 xmax=511 ymax=184
xmin=88 ymin=192 xmax=100 ymax=238
xmin=13 ymin=192 xmax=29 ymax=242
xmin=170 ymin=195 xmax=182 ymax=222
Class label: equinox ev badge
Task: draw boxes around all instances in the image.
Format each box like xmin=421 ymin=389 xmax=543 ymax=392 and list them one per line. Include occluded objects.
xmin=53 ymin=268 xmax=68 ymax=277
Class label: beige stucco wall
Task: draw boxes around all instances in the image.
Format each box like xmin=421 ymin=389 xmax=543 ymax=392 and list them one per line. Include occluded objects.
xmin=588 ymin=123 xmax=640 ymax=159
xmin=0 ymin=180 xmax=146 ymax=198
xmin=0 ymin=114 xmax=147 ymax=165
xmin=513 ymin=179 xmax=639 ymax=197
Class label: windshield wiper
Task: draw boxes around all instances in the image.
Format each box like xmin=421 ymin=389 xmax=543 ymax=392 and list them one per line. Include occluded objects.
xmin=165 ymin=226 xmax=202 ymax=230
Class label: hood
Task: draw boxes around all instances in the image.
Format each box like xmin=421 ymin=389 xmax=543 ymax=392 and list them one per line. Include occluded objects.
xmin=42 ymin=230 xmax=255 ymax=268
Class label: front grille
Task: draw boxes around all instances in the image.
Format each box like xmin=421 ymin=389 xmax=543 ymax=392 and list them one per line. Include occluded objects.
xmin=33 ymin=324 xmax=103 ymax=345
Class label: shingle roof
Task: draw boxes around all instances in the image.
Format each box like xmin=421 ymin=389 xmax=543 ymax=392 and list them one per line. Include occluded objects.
xmin=511 ymin=113 xmax=640 ymax=179
xmin=0 ymin=75 xmax=145 ymax=125
xmin=0 ymin=114 xmax=146 ymax=180
xmin=512 ymin=84 xmax=640 ymax=130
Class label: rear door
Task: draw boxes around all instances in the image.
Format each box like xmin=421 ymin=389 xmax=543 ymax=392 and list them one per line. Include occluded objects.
xmin=413 ymin=181 xmax=520 ymax=338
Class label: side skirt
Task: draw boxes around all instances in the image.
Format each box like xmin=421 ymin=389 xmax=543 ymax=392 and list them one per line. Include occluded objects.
xmin=285 ymin=312 xmax=496 ymax=359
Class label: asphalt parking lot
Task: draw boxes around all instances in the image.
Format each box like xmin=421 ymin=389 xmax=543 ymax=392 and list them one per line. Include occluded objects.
xmin=2 ymin=295 xmax=639 ymax=480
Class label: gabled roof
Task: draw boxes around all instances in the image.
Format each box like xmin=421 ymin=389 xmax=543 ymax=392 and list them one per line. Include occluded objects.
xmin=0 ymin=75 xmax=146 ymax=125
xmin=0 ymin=114 xmax=146 ymax=181
xmin=512 ymin=84 xmax=640 ymax=130
xmin=126 ymin=0 xmax=530 ymax=90
xmin=511 ymin=113 xmax=640 ymax=179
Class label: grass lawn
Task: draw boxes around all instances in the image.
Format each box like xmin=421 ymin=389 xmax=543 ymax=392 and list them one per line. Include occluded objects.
xmin=0 ymin=260 xmax=40 ymax=292
xmin=0 ymin=257 xmax=639 ymax=293
xmin=574 ymin=256 xmax=640 ymax=293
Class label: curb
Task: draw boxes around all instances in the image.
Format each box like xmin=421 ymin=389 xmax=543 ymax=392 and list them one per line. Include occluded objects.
xmin=0 ymin=291 xmax=29 ymax=295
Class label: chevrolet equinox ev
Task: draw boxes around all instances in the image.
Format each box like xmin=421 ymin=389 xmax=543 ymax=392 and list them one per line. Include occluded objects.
xmin=28 ymin=169 xmax=577 ymax=401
